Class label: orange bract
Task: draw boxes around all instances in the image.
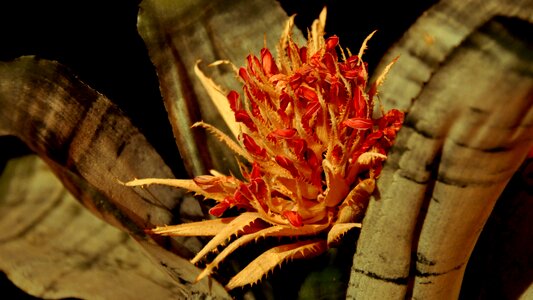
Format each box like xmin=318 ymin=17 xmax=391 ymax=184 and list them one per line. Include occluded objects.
xmin=126 ymin=8 xmax=403 ymax=290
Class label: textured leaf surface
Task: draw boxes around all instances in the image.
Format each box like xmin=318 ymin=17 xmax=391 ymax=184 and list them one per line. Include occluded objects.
xmin=226 ymin=240 xmax=327 ymax=290
xmin=0 ymin=57 xmax=178 ymax=235
xmin=327 ymin=223 xmax=361 ymax=246
xmin=348 ymin=0 xmax=533 ymax=298
xmin=197 ymin=222 xmax=332 ymax=283
xmin=190 ymin=212 xmax=262 ymax=264
xmin=0 ymin=155 xmax=218 ymax=299
xmin=0 ymin=57 xmax=230 ymax=298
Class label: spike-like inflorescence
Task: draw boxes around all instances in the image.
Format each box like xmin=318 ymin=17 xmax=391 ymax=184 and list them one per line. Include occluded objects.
xmin=126 ymin=8 xmax=404 ymax=290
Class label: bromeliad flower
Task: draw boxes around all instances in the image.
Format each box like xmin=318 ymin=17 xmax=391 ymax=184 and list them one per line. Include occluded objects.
xmin=126 ymin=8 xmax=403 ymax=290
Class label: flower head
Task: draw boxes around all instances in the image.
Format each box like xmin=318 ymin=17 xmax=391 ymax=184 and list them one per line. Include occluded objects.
xmin=127 ymin=8 xmax=403 ymax=290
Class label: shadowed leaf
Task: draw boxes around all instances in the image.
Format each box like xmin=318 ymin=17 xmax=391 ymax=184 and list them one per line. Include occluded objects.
xmin=0 ymin=57 xmax=230 ymax=298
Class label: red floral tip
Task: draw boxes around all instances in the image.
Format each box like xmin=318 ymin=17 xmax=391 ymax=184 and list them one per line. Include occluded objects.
xmin=242 ymin=133 xmax=267 ymax=158
xmin=343 ymin=118 xmax=374 ymax=130
xmin=227 ymin=90 xmax=241 ymax=111
xmin=194 ymin=13 xmax=403 ymax=227
xmin=282 ymin=211 xmax=304 ymax=227
xmin=261 ymin=48 xmax=279 ymax=76
xmin=209 ymin=200 xmax=230 ymax=217
xmin=267 ymin=128 xmax=297 ymax=141
xmin=275 ymin=155 xmax=300 ymax=178
xmin=325 ymin=35 xmax=339 ymax=51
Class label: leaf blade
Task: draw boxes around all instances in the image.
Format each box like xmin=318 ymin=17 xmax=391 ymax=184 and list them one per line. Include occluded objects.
xmin=226 ymin=239 xmax=327 ymax=290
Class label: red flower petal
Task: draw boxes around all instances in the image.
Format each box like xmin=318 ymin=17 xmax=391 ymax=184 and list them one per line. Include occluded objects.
xmin=268 ymin=128 xmax=297 ymax=140
xmin=282 ymin=211 xmax=304 ymax=227
xmin=289 ymin=73 xmax=303 ymax=90
xmin=243 ymin=133 xmax=266 ymax=158
xmin=209 ymin=200 xmax=230 ymax=217
xmin=239 ymin=67 xmax=249 ymax=82
xmin=325 ymin=35 xmax=339 ymax=51
xmin=275 ymin=155 xmax=300 ymax=177
xmin=261 ymin=48 xmax=279 ymax=76
xmin=352 ymin=86 xmax=367 ymax=117
xmin=250 ymin=162 xmax=262 ymax=179
xmin=234 ymin=111 xmax=257 ymax=132
xmin=299 ymin=46 xmax=308 ymax=63
xmin=227 ymin=90 xmax=240 ymax=112
xmin=297 ymin=86 xmax=319 ymax=103
xmin=301 ymin=101 xmax=321 ymax=130
xmin=343 ymin=118 xmax=373 ymax=130
xmin=287 ymin=138 xmax=307 ymax=160
xmin=322 ymin=52 xmax=337 ymax=74
xmin=247 ymin=55 xmax=262 ymax=78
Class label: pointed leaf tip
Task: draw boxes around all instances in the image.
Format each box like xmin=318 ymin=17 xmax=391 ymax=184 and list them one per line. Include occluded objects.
xmin=194 ymin=62 xmax=240 ymax=139
xmin=225 ymin=240 xmax=327 ymax=290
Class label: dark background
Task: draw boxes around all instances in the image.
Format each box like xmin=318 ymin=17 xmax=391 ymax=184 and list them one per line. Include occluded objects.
xmin=0 ymin=0 xmax=436 ymax=298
